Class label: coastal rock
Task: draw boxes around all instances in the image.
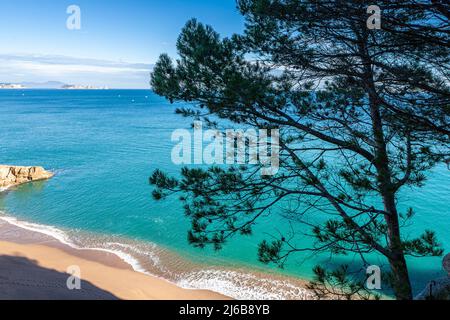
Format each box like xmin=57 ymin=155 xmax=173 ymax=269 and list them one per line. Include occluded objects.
xmin=415 ymin=255 xmax=450 ymax=300
xmin=415 ymin=278 xmax=450 ymax=300
xmin=0 ymin=165 xmax=54 ymax=189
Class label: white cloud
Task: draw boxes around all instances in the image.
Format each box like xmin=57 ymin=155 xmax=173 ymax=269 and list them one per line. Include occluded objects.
xmin=0 ymin=54 xmax=154 ymax=88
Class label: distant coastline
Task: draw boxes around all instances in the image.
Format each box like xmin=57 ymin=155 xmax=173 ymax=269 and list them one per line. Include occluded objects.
xmin=62 ymin=84 xmax=109 ymax=90
xmin=0 ymin=83 xmax=26 ymax=89
xmin=0 ymin=82 xmax=109 ymax=90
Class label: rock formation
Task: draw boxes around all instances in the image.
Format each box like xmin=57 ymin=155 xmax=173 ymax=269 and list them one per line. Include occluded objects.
xmin=415 ymin=254 xmax=450 ymax=300
xmin=0 ymin=165 xmax=54 ymax=190
xmin=415 ymin=278 xmax=450 ymax=300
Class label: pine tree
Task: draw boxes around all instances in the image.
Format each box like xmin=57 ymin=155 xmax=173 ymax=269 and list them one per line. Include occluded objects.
xmin=150 ymin=0 xmax=449 ymax=300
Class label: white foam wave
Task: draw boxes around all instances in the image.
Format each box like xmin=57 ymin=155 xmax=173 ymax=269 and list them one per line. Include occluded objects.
xmin=0 ymin=186 xmax=11 ymax=192
xmin=104 ymin=242 xmax=165 ymax=272
xmin=178 ymin=269 xmax=314 ymax=300
xmin=0 ymin=215 xmax=149 ymax=276
xmin=0 ymin=215 xmax=74 ymax=246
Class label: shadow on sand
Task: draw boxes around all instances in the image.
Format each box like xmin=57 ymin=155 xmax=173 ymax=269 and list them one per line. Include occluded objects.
xmin=0 ymin=255 xmax=118 ymax=300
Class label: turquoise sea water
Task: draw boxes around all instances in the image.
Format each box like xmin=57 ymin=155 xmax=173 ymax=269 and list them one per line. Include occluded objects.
xmin=0 ymin=89 xmax=448 ymax=298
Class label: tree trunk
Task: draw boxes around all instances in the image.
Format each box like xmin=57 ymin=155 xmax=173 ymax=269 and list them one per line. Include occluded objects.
xmin=366 ymin=76 xmax=413 ymax=299
xmin=384 ymin=194 xmax=413 ymax=300
xmin=388 ymin=249 xmax=414 ymax=300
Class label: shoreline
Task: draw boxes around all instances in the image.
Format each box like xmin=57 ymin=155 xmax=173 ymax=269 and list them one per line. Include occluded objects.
xmin=0 ymin=212 xmax=314 ymax=300
xmin=0 ymin=240 xmax=229 ymax=300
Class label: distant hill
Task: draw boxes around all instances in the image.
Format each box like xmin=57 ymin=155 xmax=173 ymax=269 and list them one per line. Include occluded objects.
xmin=19 ymin=81 xmax=68 ymax=89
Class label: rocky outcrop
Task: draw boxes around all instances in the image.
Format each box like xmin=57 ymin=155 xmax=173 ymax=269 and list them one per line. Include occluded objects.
xmin=0 ymin=165 xmax=54 ymax=190
xmin=415 ymin=254 xmax=450 ymax=300
xmin=415 ymin=278 xmax=450 ymax=300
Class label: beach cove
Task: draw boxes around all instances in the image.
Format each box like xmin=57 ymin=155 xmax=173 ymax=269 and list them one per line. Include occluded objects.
xmin=0 ymin=89 xmax=448 ymax=299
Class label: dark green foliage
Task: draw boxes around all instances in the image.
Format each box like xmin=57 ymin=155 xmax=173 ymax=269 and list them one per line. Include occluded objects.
xmin=258 ymin=240 xmax=283 ymax=266
xmin=307 ymin=265 xmax=381 ymax=300
xmin=402 ymin=230 xmax=444 ymax=257
xmin=150 ymin=0 xmax=449 ymax=300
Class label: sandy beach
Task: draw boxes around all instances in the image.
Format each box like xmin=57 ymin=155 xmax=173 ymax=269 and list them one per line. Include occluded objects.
xmin=0 ymin=215 xmax=315 ymax=300
xmin=0 ymin=241 xmax=229 ymax=300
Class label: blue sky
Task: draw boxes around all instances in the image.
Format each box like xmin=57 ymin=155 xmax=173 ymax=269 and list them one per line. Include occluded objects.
xmin=0 ymin=0 xmax=244 ymax=88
